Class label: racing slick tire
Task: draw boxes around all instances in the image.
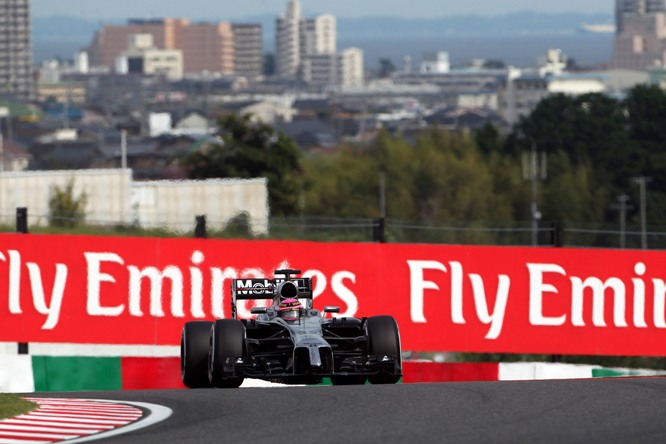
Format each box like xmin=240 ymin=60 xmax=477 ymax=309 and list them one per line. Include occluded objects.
xmin=209 ymin=319 xmax=245 ymax=388
xmin=181 ymin=321 xmax=214 ymax=388
xmin=366 ymin=315 xmax=402 ymax=384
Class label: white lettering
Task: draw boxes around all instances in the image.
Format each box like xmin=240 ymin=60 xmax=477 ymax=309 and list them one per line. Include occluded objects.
xmin=85 ymin=252 xmax=125 ymax=316
xmin=469 ymin=274 xmax=510 ymax=340
xmin=633 ymin=262 xmax=648 ymax=328
xmin=450 ymin=261 xmax=465 ymax=325
xmin=237 ymin=268 xmax=264 ymax=318
xmin=654 ymin=278 xmax=666 ymax=328
xmin=528 ymin=263 xmax=567 ymax=326
xmin=303 ymin=269 xmax=326 ymax=300
xmin=128 ymin=266 xmax=184 ymax=317
xmin=210 ymin=267 xmax=238 ymax=318
xmin=571 ymin=277 xmax=627 ymax=328
xmin=189 ymin=251 xmax=205 ymax=319
xmin=26 ymin=263 xmax=68 ymax=330
xmin=6 ymin=250 xmax=22 ymax=314
xmin=331 ymin=271 xmax=357 ymax=317
xmin=407 ymin=260 xmax=447 ymax=323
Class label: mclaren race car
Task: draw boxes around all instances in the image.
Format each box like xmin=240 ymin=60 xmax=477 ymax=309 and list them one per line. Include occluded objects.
xmin=180 ymin=269 xmax=402 ymax=388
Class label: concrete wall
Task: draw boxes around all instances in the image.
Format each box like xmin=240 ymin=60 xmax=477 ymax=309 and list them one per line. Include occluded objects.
xmin=0 ymin=169 xmax=269 ymax=234
xmin=0 ymin=169 xmax=132 ymax=227
xmin=130 ymin=178 xmax=268 ymax=233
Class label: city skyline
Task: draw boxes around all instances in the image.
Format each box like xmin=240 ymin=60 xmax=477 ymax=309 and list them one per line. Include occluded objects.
xmin=32 ymin=0 xmax=611 ymax=20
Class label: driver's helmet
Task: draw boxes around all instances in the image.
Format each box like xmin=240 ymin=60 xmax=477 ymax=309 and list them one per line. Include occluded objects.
xmin=278 ymin=298 xmax=302 ymax=322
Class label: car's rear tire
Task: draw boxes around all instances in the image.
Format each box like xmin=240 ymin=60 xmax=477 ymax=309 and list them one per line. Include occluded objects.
xmin=209 ymin=319 xmax=245 ymax=388
xmin=181 ymin=321 xmax=214 ymax=388
xmin=366 ymin=315 xmax=402 ymax=384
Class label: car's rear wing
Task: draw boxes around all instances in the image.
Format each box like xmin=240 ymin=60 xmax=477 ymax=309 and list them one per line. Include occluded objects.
xmin=231 ymin=277 xmax=313 ymax=300
xmin=230 ymin=270 xmax=313 ymax=318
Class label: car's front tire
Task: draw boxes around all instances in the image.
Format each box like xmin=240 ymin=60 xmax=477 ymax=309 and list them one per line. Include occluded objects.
xmin=209 ymin=319 xmax=245 ymax=388
xmin=181 ymin=321 xmax=214 ymax=388
xmin=366 ymin=315 xmax=402 ymax=384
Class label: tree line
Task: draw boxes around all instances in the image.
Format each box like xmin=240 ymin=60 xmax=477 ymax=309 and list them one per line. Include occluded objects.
xmin=181 ymin=84 xmax=666 ymax=248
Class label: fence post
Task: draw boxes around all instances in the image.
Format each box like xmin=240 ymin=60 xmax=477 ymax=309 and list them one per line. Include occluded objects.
xmin=195 ymin=215 xmax=207 ymax=238
xmin=16 ymin=207 xmax=29 ymax=354
xmin=373 ymin=217 xmax=385 ymax=243
xmin=550 ymin=221 xmax=563 ymax=247
xmin=16 ymin=207 xmax=28 ymax=233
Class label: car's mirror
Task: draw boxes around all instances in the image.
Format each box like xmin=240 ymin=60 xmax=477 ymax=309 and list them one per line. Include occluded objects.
xmin=324 ymin=306 xmax=340 ymax=313
xmin=250 ymin=307 xmax=268 ymax=314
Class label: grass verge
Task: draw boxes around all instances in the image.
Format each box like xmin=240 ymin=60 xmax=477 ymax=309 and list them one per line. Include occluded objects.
xmin=0 ymin=394 xmax=38 ymax=420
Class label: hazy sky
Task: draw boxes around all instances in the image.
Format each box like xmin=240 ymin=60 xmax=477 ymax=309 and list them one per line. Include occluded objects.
xmin=32 ymin=0 xmax=612 ymax=20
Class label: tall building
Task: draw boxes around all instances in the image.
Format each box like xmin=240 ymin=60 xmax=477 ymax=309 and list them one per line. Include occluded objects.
xmin=614 ymin=0 xmax=666 ymax=69
xmin=275 ymin=0 xmax=362 ymax=86
xmin=88 ymin=18 xmax=236 ymax=75
xmin=179 ymin=22 xmax=234 ymax=74
xmin=232 ymin=23 xmax=263 ymax=79
xmin=300 ymin=15 xmax=336 ymax=56
xmin=276 ymin=0 xmax=302 ymax=78
xmin=0 ymin=0 xmax=33 ymax=101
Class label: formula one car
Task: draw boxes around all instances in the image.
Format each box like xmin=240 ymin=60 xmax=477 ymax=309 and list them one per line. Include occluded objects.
xmin=180 ymin=269 xmax=402 ymax=388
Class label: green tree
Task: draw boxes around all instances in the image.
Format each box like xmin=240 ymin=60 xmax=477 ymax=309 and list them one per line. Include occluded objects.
xmin=474 ymin=122 xmax=503 ymax=155
xmin=378 ymin=58 xmax=396 ymax=78
xmin=507 ymin=92 xmax=640 ymax=228
xmin=48 ymin=179 xmax=88 ymax=228
xmin=181 ymin=113 xmax=303 ymax=216
xmin=263 ymin=53 xmax=275 ymax=76
xmin=302 ymin=128 xmax=520 ymax=244
xmin=625 ymin=84 xmax=666 ymax=224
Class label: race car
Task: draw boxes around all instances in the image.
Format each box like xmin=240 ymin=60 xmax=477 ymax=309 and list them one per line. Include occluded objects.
xmin=180 ymin=269 xmax=402 ymax=388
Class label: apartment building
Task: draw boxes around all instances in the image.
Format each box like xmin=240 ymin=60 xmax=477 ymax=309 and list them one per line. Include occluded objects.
xmin=231 ymin=23 xmax=263 ymax=79
xmin=119 ymin=34 xmax=184 ymax=80
xmin=275 ymin=0 xmax=363 ymax=86
xmin=179 ymin=22 xmax=234 ymax=75
xmin=87 ymin=18 xmax=237 ymax=75
xmin=0 ymin=0 xmax=33 ymax=101
xmin=614 ymin=0 xmax=666 ymax=69
xmin=338 ymin=48 xmax=364 ymax=87
xmin=300 ymin=15 xmax=336 ymax=56
xmin=276 ymin=0 xmax=302 ymax=78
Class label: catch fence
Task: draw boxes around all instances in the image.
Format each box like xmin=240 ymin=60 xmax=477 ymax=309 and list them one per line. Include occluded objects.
xmin=3 ymin=207 xmax=666 ymax=250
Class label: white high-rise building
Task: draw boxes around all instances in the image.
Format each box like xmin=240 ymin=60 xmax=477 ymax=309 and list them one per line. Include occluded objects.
xmin=275 ymin=0 xmax=362 ymax=86
xmin=300 ymin=14 xmax=336 ymax=56
xmin=338 ymin=48 xmax=364 ymax=87
xmin=276 ymin=0 xmax=301 ymax=78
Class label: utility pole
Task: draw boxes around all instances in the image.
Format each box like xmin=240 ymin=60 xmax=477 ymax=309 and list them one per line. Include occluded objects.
xmin=0 ymin=107 xmax=8 ymax=172
xmin=121 ymin=129 xmax=127 ymax=170
xmin=379 ymin=172 xmax=386 ymax=219
xmin=523 ymin=144 xmax=547 ymax=246
xmin=633 ymin=176 xmax=652 ymax=250
xmin=610 ymin=194 xmax=632 ymax=249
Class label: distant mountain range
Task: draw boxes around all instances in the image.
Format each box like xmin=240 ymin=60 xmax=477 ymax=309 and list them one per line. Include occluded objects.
xmin=32 ymin=12 xmax=615 ymax=66
xmin=33 ymin=12 xmax=614 ymax=44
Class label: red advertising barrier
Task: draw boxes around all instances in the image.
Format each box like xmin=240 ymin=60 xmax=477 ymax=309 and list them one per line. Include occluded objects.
xmin=1 ymin=233 xmax=666 ymax=356
xmin=402 ymin=362 xmax=499 ymax=383
xmin=121 ymin=357 xmax=185 ymax=390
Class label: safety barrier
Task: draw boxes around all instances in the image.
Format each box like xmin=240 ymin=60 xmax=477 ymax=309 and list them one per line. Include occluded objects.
xmin=3 ymin=355 xmax=664 ymax=393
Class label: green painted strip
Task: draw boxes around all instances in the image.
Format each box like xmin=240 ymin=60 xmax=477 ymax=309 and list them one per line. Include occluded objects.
xmin=592 ymin=368 xmax=626 ymax=378
xmin=32 ymin=356 xmax=122 ymax=392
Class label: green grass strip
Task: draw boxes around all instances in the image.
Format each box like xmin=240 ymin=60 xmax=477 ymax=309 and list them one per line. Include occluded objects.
xmin=0 ymin=394 xmax=38 ymax=420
